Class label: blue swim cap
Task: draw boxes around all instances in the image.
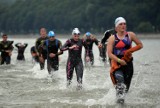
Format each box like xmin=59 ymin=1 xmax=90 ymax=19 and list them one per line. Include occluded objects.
xmin=48 ymin=31 xmax=55 ymax=37
xmin=86 ymin=32 xmax=91 ymax=36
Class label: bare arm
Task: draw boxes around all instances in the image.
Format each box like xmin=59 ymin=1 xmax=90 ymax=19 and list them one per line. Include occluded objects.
xmin=128 ymin=32 xmax=143 ymax=49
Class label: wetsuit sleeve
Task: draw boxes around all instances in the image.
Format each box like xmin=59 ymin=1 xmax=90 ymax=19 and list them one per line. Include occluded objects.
xmin=94 ymin=38 xmax=99 ymax=45
xmin=101 ymin=29 xmax=114 ymax=44
xmin=60 ymin=39 xmax=71 ymax=51
xmin=15 ymin=43 xmax=19 ymax=48
xmin=0 ymin=42 xmax=2 ymax=52
xmin=8 ymin=41 xmax=14 ymax=51
xmin=24 ymin=43 xmax=28 ymax=48
xmin=30 ymin=46 xmax=36 ymax=53
xmin=56 ymin=40 xmax=63 ymax=55
xmin=35 ymin=38 xmax=39 ymax=53
xmin=82 ymin=39 xmax=90 ymax=56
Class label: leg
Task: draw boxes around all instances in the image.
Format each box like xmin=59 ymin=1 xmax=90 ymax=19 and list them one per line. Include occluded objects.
xmin=66 ymin=60 xmax=74 ymax=85
xmin=114 ymin=70 xmax=126 ymax=103
xmin=114 ymin=70 xmax=124 ymax=84
xmin=49 ymin=59 xmax=59 ymax=74
xmin=75 ymin=60 xmax=83 ymax=84
xmin=40 ymin=62 xmax=45 ymax=70
xmin=47 ymin=60 xmax=52 ymax=74
xmin=102 ymin=44 xmax=107 ymax=62
xmin=124 ymin=61 xmax=133 ymax=92
xmin=99 ymin=47 xmax=103 ymax=58
xmin=6 ymin=56 xmax=11 ymax=64
xmin=0 ymin=56 xmax=5 ymax=65
xmin=90 ymin=52 xmax=94 ymax=65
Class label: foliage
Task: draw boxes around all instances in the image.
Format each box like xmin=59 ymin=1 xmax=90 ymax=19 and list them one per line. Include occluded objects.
xmin=0 ymin=0 xmax=159 ymax=34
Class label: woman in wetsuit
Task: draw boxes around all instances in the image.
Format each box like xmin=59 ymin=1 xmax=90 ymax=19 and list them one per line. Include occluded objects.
xmin=107 ymin=17 xmax=143 ymax=97
xmin=61 ymin=28 xmax=86 ymax=89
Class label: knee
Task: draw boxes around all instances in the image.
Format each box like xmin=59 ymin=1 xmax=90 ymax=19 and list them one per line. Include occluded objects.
xmin=114 ymin=70 xmax=124 ymax=83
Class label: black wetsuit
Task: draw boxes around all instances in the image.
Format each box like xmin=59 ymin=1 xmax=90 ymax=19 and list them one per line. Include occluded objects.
xmin=44 ymin=39 xmax=63 ymax=74
xmin=0 ymin=41 xmax=14 ymax=65
xmin=83 ymin=38 xmax=99 ymax=65
xmin=100 ymin=29 xmax=116 ymax=63
xmin=15 ymin=43 xmax=28 ymax=60
xmin=30 ymin=46 xmax=39 ymax=63
xmin=35 ymin=36 xmax=49 ymax=70
xmin=99 ymin=42 xmax=107 ymax=62
xmin=61 ymin=38 xmax=85 ymax=84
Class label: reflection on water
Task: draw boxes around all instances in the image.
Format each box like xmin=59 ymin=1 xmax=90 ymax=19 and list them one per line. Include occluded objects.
xmin=0 ymin=38 xmax=160 ymax=108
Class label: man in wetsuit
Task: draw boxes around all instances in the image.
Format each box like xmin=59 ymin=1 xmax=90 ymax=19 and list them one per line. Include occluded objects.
xmin=0 ymin=34 xmax=14 ymax=65
xmin=15 ymin=42 xmax=28 ymax=61
xmin=99 ymin=29 xmax=116 ymax=63
xmin=83 ymin=32 xmax=101 ymax=66
xmin=43 ymin=31 xmax=63 ymax=75
xmin=61 ymin=28 xmax=86 ymax=89
xmin=35 ymin=28 xmax=49 ymax=70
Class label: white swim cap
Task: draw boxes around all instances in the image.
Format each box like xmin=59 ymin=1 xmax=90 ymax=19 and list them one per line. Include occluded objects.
xmin=72 ymin=28 xmax=80 ymax=35
xmin=115 ymin=17 xmax=126 ymax=27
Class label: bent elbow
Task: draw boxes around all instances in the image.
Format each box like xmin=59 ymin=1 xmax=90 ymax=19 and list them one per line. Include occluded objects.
xmin=139 ymin=43 xmax=143 ymax=49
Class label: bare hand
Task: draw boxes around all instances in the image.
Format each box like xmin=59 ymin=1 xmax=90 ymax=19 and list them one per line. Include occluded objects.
xmin=86 ymin=56 xmax=90 ymax=62
xmin=119 ymin=59 xmax=127 ymax=66
xmin=69 ymin=45 xmax=78 ymax=49
xmin=39 ymin=56 xmax=44 ymax=63
xmin=98 ymin=43 xmax=102 ymax=48
xmin=49 ymin=53 xmax=56 ymax=58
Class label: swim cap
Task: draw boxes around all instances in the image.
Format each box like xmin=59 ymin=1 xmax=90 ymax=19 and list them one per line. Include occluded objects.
xmin=48 ymin=31 xmax=55 ymax=37
xmin=115 ymin=17 xmax=126 ymax=27
xmin=86 ymin=32 xmax=91 ymax=36
xmin=72 ymin=28 xmax=80 ymax=35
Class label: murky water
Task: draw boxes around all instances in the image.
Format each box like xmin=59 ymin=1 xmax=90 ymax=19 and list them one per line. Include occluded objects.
xmin=0 ymin=36 xmax=160 ymax=108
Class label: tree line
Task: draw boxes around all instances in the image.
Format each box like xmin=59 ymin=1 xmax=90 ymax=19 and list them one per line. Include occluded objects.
xmin=0 ymin=0 xmax=159 ymax=34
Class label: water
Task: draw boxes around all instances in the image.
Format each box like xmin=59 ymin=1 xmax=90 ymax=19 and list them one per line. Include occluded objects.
xmin=0 ymin=36 xmax=160 ymax=108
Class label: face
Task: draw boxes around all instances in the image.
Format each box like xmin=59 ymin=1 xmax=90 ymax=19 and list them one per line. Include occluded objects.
xmin=116 ymin=22 xmax=126 ymax=32
xmin=49 ymin=36 xmax=55 ymax=41
xmin=73 ymin=33 xmax=80 ymax=41
xmin=2 ymin=35 xmax=8 ymax=41
xmin=86 ymin=35 xmax=90 ymax=39
xmin=40 ymin=28 xmax=47 ymax=37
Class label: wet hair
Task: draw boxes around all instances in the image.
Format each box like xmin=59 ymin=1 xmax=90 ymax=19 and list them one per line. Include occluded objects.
xmin=2 ymin=34 xmax=7 ymax=37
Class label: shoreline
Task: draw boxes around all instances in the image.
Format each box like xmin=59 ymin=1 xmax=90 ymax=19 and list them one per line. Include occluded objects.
xmin=8 ymin=33 xmax=160 ymax=39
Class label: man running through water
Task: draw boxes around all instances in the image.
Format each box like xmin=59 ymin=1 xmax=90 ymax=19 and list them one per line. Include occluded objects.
xmin=35 ymin=28 xmax=49 ymax=70
xmin=43 ymin=31 xmax=63 ymax=76
xmin=83 ymin=32 xmax=101 ymax=66
xmin=100 ymin=29 xmax=116 ymax=64
xmin=0 ymin=34 xmax=14 ymax=65
xmin=61 ymin=28 xmax=86 ymax=90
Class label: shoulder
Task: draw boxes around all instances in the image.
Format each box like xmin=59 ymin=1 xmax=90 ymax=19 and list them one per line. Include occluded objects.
xmin=127 ymin=31 xmax=136 ymax=36
xmin=56 ymin=39 xmax=62 ymax=43
xmin=31 ymin=46 xmax=34 ymax=49
xmin=108 ymin=34 xmax=115 ymax=41
xmin=66 ymin=38 xmax=72 ymax=42
xmin=45 ymin=36 xmax=49 ymax=39
xmin=127 ymin=31 xmax=136 ymax=40
xmin=36 ymin=37 xmax=41 ymax=42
